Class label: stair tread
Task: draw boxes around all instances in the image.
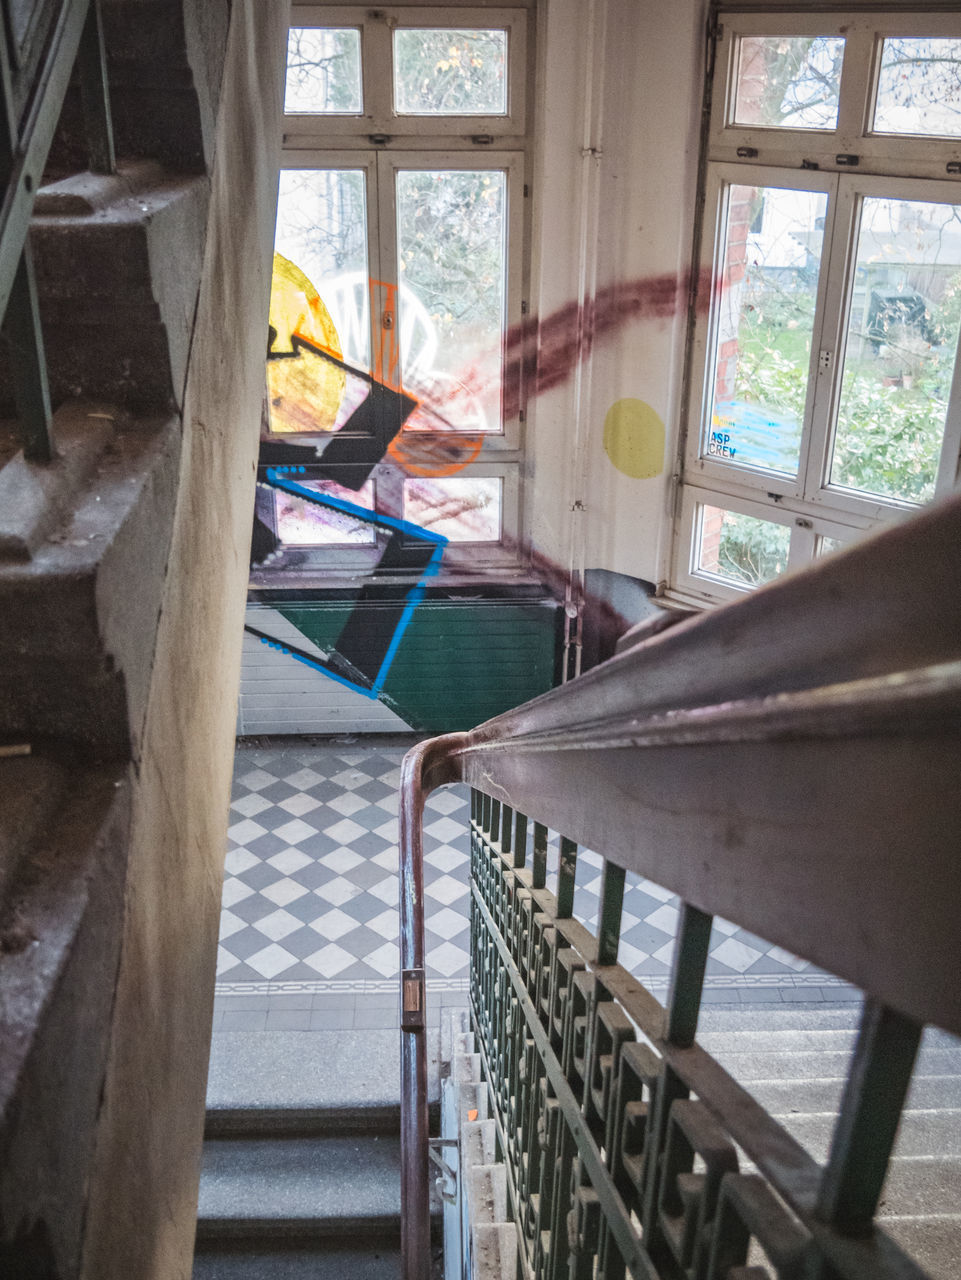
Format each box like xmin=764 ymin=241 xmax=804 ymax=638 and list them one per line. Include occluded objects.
xmin=197 ymin=1134 xmax=401 ymax=1224
xmin=771 ymin=1108 xmax=961 ymax=1162
xmin=192 ymin=1246 xmax=400 ymax=1279
xmin=206 ymin=1029 xmax=440 ymax=1114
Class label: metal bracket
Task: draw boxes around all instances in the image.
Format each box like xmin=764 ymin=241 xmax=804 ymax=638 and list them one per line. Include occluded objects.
xmin=401 ymin=967 xmax=425 ymax=1030
xmin=429 ymin=1139 xmax=458 ymax=1204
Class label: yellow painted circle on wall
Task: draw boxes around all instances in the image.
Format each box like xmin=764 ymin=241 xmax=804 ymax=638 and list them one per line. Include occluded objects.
xmin=603 ymin=398 xmax=665 ymax=479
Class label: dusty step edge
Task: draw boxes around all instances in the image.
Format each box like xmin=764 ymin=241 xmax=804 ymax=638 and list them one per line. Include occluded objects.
xmin=195 ymin=1217 xmax=401 ymax=1247
xmin=195 ymin=1211 xmax=442 ymax=1246
xmin=203 ymin=1102 xmax=439 ymax=1138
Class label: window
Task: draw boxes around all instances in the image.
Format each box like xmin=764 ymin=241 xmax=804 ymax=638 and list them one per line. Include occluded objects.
xmin=262 ymin=5 xmax=531 ymax=577
xmin=674 ymin=10 xmax=961 ymax=603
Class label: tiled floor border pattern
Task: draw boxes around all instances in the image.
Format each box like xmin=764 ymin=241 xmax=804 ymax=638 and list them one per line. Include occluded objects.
xmin=217 ymin=740 xmax=857 ymax=1005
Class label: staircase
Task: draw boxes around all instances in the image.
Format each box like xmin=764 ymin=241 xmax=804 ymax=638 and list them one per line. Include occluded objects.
xmin=191 ymin=1001 xmax=961 ymax=1279
xmin=697 ymin=1005 xmax=961 ymax=1280
xmin=193 ymin=1027 xmax=443 ymax=1279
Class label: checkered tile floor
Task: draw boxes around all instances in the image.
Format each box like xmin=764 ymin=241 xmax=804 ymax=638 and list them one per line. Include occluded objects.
xmin=217 ymin=739 xmax=843 ymax=998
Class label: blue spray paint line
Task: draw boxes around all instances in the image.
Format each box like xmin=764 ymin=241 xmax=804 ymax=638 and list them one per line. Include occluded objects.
xmin=265 ymin=466 xmax=449 ymax=546
xmin=260 ymin=635 xmax=380 ymax=699
xmin=370 ymin=543 xmax=445 ymax=694
xmin=247 ymin=627 xmax=383 ymax=699
xmin=261 ymin=466 xmax=448 ymax=699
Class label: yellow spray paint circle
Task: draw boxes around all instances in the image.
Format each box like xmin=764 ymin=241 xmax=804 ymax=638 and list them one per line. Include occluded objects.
xmin=267 ymin=252 xmax=345 ymax=433
xmin=603 ymin=398 xmax=665 ymax=479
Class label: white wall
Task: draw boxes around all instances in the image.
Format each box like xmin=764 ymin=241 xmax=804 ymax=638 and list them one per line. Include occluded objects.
xmin=527 ymin=0 xmax=707 ymax=588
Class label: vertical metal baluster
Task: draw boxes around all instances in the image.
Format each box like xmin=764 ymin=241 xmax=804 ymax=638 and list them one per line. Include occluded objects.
xmin=490 ymin=798 xmax=501 ymax=848
xmin=0 ymin=20 xmax=54 ymax=463
xmin=78 ymin=0 xmax=116 ymax=174
xmin=501 ymin=803 xmax=513 ymax=857
xmin=816 ymin=997 xmax=922 ymax=1235
xmin=532 ymin=822 xmax=548 ymax=889
xmin=4 ymin=248 xmax=53 ymax=461
xmin=556 ymin=836 xmax=577 ymax=919
xmin=482 ymin=791 xmax=492 ymax=837
xmin=595 ymin=859 xmax=626 ymax=967
xmin=666 ymin=902 xmax=713 ymax=1048
xmin=514 ymin=811 xmax=528 ymax=869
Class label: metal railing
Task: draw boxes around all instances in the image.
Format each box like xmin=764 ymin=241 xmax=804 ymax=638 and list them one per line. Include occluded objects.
xmin=398 ymin=491 xmax=961 ymax=1279
xmin=0 ymin=0 xmax=115 ymax=462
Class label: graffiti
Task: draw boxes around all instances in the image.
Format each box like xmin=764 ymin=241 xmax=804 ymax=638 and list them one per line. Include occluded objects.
xmin=251 ymin=258 xmax=703 ymax=716
xmin=249 ymin=466 xmax=446 ymax=700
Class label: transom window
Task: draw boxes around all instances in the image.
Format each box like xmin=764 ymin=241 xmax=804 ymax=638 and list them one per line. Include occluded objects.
xmin=674 ymin=9 xmax=961 ymax=602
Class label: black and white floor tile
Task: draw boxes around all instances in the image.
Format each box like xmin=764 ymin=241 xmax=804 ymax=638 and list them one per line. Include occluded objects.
xmin=216 ymin=739 xmax=853 ymax=1004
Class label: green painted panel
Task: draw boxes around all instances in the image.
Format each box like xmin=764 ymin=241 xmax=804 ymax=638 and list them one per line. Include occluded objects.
xmin=275 ymin=597 xmax=558 ymax=732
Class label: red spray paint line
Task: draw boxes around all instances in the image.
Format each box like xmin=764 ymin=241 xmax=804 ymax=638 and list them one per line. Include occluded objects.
xmin=386 ymin=266 xmax=712 ymax=477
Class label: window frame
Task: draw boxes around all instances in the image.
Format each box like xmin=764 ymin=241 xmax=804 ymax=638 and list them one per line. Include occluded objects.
xmin=672 ymin=483 xmax=870 ymax=605
xmin=265 ymin=3 xmax=533 ymax=578
xmin=673 ymin=7 xmax=961 ymax=605
xmin=284 ymin=5 xmax=528 ymax=139
xmin=710 ymin=10 xmax=961 ymax=179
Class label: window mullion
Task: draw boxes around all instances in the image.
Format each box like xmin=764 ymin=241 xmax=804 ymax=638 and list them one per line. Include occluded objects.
xmin=800 ymin=176 xmax=855 ymax=504
xmin=934 ymin=320 xmax=961 ymax=497
xmin=361 ymin=14 xmax=392 ymax=126
xmin=372 ymin=151 xmax=401 ymax=395
xmin=834 ymin=20 xmax=876 ymax=145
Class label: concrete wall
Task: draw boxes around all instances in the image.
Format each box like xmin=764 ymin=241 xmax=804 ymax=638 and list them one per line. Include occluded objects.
xmin=78 ymin=5 xmax=288 ymax=1277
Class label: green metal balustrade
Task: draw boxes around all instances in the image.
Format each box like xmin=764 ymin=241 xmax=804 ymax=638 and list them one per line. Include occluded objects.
xmin=398 ymin=491 xmax=961 ymax=1280
xmin=0 ymin=0 xmax=115 ymax=462
xmin=466 ymin=796 xmax=924 ymax=1280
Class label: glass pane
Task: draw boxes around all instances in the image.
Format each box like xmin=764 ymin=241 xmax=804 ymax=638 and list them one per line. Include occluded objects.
xmin=403 ymin=477 xmax=502 ymax=541
xmin=394 ymin=29 xmax=508 ymax=115
xmin=269 ymin=170 xmax=370 ymax=434
xmin=874 ymin=38 xmax=961 ymax=138
xmin=396 ymin=170 xmax=507 ymax=433
xmin=817 ymin=535 xmax=846 ymax=557
xmin=285 ymin=28 xmax=362 ymax=114
xmin=830 ymin=196 xmax=961 ymax=504
xmin=274 ymin=479 xmax=376 ymax=545
xmin=696 ymin=505 xmax=791 ymax=588
xmin=709 ymin=184 xmax=828 ymax=475
xmin=733 ymin=36 xmax=844 ymax=130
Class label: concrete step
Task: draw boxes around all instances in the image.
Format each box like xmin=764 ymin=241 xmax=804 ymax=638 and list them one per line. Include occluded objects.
xmin=740 ymin=1071 xmax=961 ymax=1115
xmin=882 ymin=1217 xmax=961 ymax=1280
xmin=193 ymin=1246 xmax=401 ymax=1279
xmin=696 ymin=1006 xmax=865 ymax=1032
xmin=205 ymin=1029 xmax=441 ymax=1136
xmin=701 ymin=1046 xmax=960 ymax=1083
xmin=771 ymin=1108 xmax=961 ymax=1164
xmin=195 ymin=1133 xmax=402 ymax=1245
xmin=0 ymin=753 xmax=67 ymax=903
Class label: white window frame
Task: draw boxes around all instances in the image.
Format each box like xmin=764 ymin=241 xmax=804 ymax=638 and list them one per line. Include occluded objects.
xmin=673 ymin=7 xmax=961 ymax=605
xmin=268 ymin=3 xmax=532 ymax=576
xmin=284 ymin=5 xmax=528 ymax=140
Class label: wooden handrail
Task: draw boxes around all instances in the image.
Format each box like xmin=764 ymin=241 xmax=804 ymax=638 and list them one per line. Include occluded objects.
xmin=398 ymin=490 xmax=961 ymax=1278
